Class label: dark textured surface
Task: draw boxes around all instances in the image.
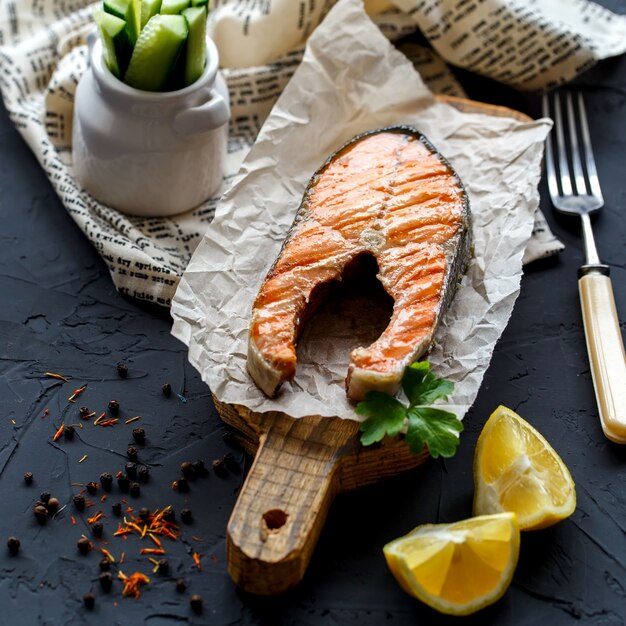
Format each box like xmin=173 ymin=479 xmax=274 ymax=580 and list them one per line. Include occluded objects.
xmin=1 ymin=20 xmax=626 ymax=626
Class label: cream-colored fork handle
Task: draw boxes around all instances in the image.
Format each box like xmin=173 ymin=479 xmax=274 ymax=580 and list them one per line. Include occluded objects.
xmin=579 ymin=271 xmax=626 ymax=443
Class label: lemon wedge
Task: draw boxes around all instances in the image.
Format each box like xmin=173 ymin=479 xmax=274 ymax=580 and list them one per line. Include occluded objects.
xmin=383 ymin=513 xmax=520 ymax=616
xmin=474 ymin=405 xmax=576 ymax=530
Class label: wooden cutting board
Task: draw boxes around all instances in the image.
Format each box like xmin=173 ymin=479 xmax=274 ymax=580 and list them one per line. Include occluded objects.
xmin=214 ymin=96 xmax=532 ymax=596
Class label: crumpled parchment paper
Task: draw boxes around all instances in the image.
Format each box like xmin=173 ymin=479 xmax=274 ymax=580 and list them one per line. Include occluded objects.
xmin=171 ymin=0 xmax=552 ymax=422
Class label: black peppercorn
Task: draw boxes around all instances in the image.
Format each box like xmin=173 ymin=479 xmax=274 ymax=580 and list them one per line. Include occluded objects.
xmin=117 ymin=474 xmax=130 ymax=493
xmin=7 ymin=537 xmax=20 ymax=556
xmin=40 ymin=492 xmax=51 ymax=504
xmin=129 ymin=482 xmax=140 ymax=498
xmin=132 ymin=427 xmax=145 ymax=445
xmin=100 ymin=472 xmax=113 ymax=492
xmin=33 ymin=505 xmax=48 ymax=524
xmin=91 ymin=522 xmax=103 ymax=538
xmin=64 ymin=424 xmax=75 ymax=439
xmin=139 ymin=507 xmax=150 ymax=520
xmin=192 ymin=459 xmax=208 ymax=478
xmin=162 ymin=382 xmax=172 ymax=397
xmin=83 ymin=592 xmax=95 ymax=609
xmin=86 ymin=481 xmax=98 ymax=495
xmin=156 ymin=558 xmax=169 ymax=575
xmin=162 ymin=509 xmax=176 ymax=523
xmin=99 ymin=571 xmax=113 ymax=592
xmin=79 ymin=406 xmax=91 ymax=418
xmin=108 ymin=399 xmax=119 ymax=416
xmin=73 ymin=494 xmax=86 ymax=511
xmin=175 ymin=578 xmax=187 ymax=593
xmin=126 ymin=446 xmax=139 ymax=461
xmin=77 ymin=536 xmax=92 ymax=555
xmin=180 ymin=509 xmax=193 ymax=524
xmin=47 ymin=497 xmax=60 ymax=515
xmin=223 ymin=452 xmax=240 ymax=474
xmin=180 ymin=462 xmax=196 ymax=481
xmin=125 ymin=462 xmax=137 ymax=480
xmin=222 ymin=430 xmax=239 ymax=448
xmin=116 ymin=362 xmax=128 ymax=378
xmin=23 ymin=472 xmax=33 ymax=485
xmin=137 ymin=465 xmax=150 ymax=483
xmin=111 ymin=502 xmax=122 ymax=516
xmin=175 ymin=477 xmax=189 ymax=493
xmin=212 ymin=458 xmax=228 ymax=478
xmin=99 ymin=558 xmax=111 ymax=572
xmin=190 ymin=594 xmax=203 ymax=614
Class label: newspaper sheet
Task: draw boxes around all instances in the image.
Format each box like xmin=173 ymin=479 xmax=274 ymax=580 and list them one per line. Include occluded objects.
xmin=0 ymin=0 xmax=624 ymax=303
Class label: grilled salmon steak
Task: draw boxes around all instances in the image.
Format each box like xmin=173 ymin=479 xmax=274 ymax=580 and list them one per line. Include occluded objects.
xmin=248 ymin=126 xmax=471 ymax=401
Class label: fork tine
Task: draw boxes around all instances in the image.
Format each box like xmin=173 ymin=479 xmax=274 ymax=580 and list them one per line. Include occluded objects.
xmin=576 ymin=93 xmax=604 ymax=203
xmin=553 ymin=92 xmax=573 ymax=196
xmin=565 ymin=92 xmax=587 ymax=195
xmin=542 ymin=94 xmax=561 ymax=202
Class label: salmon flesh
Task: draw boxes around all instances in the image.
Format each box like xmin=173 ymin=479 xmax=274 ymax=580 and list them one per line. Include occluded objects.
xmin=247 ymin=126 xmax=471 ymax=401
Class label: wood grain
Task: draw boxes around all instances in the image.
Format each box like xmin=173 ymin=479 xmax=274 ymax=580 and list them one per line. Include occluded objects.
xmin=216 ymin=96 xmax=532 ymax=595
xmin=216 ymin=400 xmax=428 ymax=595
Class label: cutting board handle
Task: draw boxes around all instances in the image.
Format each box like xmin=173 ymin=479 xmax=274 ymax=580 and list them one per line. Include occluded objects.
xmin=226 ymin=412 xmax=360 ymax=595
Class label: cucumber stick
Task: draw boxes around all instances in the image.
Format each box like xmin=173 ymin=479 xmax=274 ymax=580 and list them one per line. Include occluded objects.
xmin=160 ymin=0 xmax=190 ymax=14
xmin=140 ymin=0 xmax=161 ymax=28
xmin=103 ymin=0 xmax=141 ymax=43
xmin=190 ymin=0 xmax=208 ymax=6
xmin=124 ymin=14 xmax=188 ymax=91
xmin=94 ymin=9 xmax=133 ymax=77
xmin=182 ymin=7 xmax=206 ymax=86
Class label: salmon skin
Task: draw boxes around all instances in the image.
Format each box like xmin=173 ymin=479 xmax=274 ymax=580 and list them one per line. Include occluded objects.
xmin=247 ymin=126 xmax=471 ymax=402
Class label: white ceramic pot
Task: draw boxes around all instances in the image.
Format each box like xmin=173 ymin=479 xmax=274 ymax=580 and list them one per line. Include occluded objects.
xmin=73 ymin=34 xmax=230 ymax=217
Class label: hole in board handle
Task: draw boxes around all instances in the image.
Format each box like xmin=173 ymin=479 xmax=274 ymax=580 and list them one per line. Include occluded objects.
xmin=262 ymin=509 xmax=289 ymax=532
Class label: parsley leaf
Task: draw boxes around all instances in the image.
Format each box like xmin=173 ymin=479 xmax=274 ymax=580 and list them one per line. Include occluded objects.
xmin=406 ymin=407 xmax=463 ymax=457
xmin=356 ymin=391 xmax=406 ymax=446
xmin=403 ymin=361 xmax=454 ymax=406
xmin=357 ymin=361 xmax=463 ymax=458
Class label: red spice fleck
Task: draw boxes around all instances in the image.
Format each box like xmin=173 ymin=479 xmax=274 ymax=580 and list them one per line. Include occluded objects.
xmin=87 ymin=511 xmax=104 ymax=525
xmin=118 ymin=571 xmax=149 ymax=599
xmin=70 ymin=516 xmax=76 ymax=526
xmin=159 ymin=527 xmax=178 ymax=541
xmin=125 ymin=520 xmax=144 ymax=535
xmin=52 ymin=423 xmax=65 ymax=441
xmin=192 ymin=552 xmax=202 ymax=571
xmin=111 ymin=506 xmax=181 ymax=559
xmin=100 ymin=547 xmax=115 ymax=563
xmin=98 ymin=418 xmax=119 ymax=427
xmin=101 ymin=494 xmax=108 ymax=503
xmin=68 ymin=384 xmax=87 ymax=403
xmin=139 ymin=548 xmax=165 ymax=556
xmin=44 ymin=372 xmax=70 ymax=382
xmin=42 ymin=408 xmax=50 ymax=418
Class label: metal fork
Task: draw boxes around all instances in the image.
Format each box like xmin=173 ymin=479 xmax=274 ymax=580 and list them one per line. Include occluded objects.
xmin=542 ymin=91 xmax=626 ymax=443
